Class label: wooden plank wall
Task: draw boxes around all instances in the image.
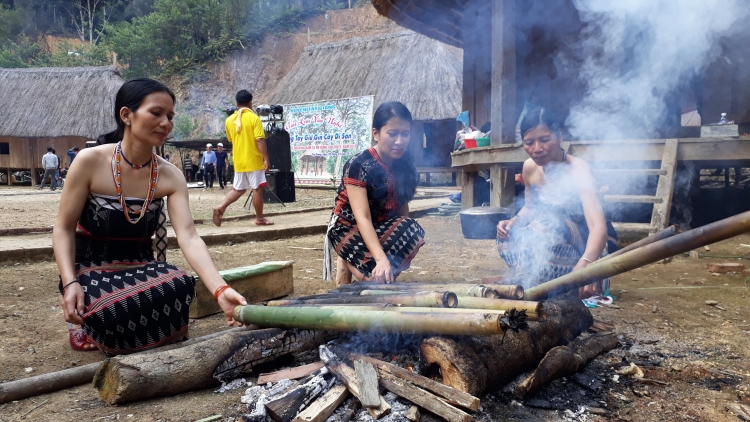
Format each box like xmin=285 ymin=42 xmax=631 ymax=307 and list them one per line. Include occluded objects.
xmin=0 ymin=136 xmax=89 ymax=170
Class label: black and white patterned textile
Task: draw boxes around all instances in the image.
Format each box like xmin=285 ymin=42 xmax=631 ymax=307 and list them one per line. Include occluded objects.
xmin=327 ymin=216 xmax=425 ymax=277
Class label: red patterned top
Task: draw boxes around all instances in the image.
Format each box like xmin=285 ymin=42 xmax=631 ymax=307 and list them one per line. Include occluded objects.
xmin=332 ymin=148 xmax=400 ymax=224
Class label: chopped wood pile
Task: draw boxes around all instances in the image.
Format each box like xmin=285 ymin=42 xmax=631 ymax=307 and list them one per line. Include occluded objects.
xmin=225 ymin=283 xmax=620 ymax=421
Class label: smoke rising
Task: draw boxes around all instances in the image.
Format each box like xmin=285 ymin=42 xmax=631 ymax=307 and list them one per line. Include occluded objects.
xmin=561 ymin=0 xmax=749 ymax=141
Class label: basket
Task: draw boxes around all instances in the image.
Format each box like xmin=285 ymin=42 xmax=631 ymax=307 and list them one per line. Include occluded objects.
xmin=475 ymin=137 xmax=491 ymax=147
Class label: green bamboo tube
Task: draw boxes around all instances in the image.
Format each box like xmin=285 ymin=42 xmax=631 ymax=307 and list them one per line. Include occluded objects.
xmin=337 ymin=283 xmax=499 ymax=299
xmin=524 ymin=210 xmax=750 ymax=300
xmin=233 ymin=305 xmax=505 ymax=335
xmin=266 ymin=291 xmax=458 ymax=308
xmin=297 ymin=305 xmax=541 ymax=321
xmin=455 ymin=297 xmax=545 ymax=319
xmin=358 ymin=287 xmax=492 ymax=298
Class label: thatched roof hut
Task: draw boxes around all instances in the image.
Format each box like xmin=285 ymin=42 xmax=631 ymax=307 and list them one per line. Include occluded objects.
xmin=270 ymin=31 xmax=462 ymax=122
xmin=0 ymin=66 xmax=123 ymax=183
xmin=0 ymin=66 xmax=123 ymax=138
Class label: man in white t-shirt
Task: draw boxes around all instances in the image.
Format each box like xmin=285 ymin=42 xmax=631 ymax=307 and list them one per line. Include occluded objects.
xmin=39 ymin=147 xmax=59 ymax=190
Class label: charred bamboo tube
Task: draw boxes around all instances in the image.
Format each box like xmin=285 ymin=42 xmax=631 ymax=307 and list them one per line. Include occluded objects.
xmin=267 ymin=291 xmax=458 ymax=308
xmin=336 ymin=283 xmax=509 ymax=299
xmin=233 ymin=305 xmax=505 ymax=335
xmin=600 ymin=225 xmax=677 ymax=262
xmin=455 ymin=297 xmax=545 ymax=319
xmin=293 ymin=305 xmax=541 ymax=321
xmin=358 ymin=287 xmax=491 ymax=298
xmin=524 ymin=211 xmax=750 ymax=300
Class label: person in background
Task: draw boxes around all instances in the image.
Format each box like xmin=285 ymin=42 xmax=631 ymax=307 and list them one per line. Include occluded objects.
xmin=200 ymin=143 xmax=217 ymax=189
xmin=67 ymin=147 xmax=80 ymax=167
xmin=39 ymin=147 xmax=59 ymax=190
xmin=495 ymin=105 xmax=617 ymax=298
xmin=215 ymin=142 xmax=229 ymax=189
xmin=53 ymin=78 xmax=247 ymax=354
xmin=53 ymin=149 xmax=63 ymax=189
xmin=183 ymin=155 xmax=193 ymax=181
xmin=213 ymin=90 xmax=272 ymax=226
xmin=324 ymin=101 xmax=425 ymax=286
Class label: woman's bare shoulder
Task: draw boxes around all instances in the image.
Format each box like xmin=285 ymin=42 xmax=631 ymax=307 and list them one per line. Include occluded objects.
xmin=70 ymin=144 xmax=114 ymax=168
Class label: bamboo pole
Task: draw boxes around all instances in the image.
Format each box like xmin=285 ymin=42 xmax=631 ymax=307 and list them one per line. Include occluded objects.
xmin=600 ymin=225 xmax=676 ymax=262
xmin=455 ymin=297 xmax=545 ymax=318
xmin=267 ymin=291 xmax=458 ymax=308
xmin=524 ymin=211 xmax=750 ymax=300
xmin=335 ymin=283 xmax=515 ymax=299
xmin=233 ymin=305 xmax=505 ymax=335
xmin=288 ymin=305 xmax=541 ymax=321
xmin=360 ymin=286 xmax=497 ymax=298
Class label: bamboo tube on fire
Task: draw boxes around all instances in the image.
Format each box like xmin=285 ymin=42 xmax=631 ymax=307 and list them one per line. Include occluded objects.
xmin=336 ymin=283 xmax=523 ymax=299
xmin=455 ymin=297 xmax=545 ymax=318
xmin=267 ymin=291 xmax=458 ymax=308
xmin=287 ymin=305 xmax=542 ymax=321
xmin=233 ymin=305 xmax=506 ymax=335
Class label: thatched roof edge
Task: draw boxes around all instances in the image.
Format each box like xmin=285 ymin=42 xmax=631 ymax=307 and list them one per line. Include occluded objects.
xmin=0 ymin=66 xmax=124 ymax=139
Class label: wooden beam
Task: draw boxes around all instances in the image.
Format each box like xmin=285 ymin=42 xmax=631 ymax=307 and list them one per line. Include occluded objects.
xmin=460 ymin=171 xmax=476 ymax=209
xmin=490 ymin=0 xmax=516 ymax=145
xmin=489 ymin=164 xmax=515 ymax=208
xmin=324 ymin=358 xmax=391 ymax=419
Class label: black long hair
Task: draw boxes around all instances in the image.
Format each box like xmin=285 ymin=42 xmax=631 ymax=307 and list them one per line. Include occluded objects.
xmin=97 ymin=78 xmax=176 ymax=144
xmin=373 ymin=101 xmax=418 ymax=204
xmin=519 ymin=105 xmax=565 ymax=140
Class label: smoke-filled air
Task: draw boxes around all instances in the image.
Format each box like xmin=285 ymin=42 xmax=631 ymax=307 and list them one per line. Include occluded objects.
xmin=562 ymin=0 xmax=750 ymax=141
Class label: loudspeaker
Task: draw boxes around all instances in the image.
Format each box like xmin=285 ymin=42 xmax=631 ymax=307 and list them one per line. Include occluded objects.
xmin=266 ymin=128 xmax=292 ymax=172
xmin=263 ymin=171 xmax=296 ymax=203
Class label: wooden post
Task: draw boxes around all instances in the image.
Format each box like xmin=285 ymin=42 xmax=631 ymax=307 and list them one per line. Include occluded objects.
xmin=649 ymin=139 xmax=678 ymax=231
xmin=735 ymin=167 xmax=742 ymax=186
xmin=489 ymin=164 xmax=515 ymax=208
xmin=461 ymin=171 xmax=476 ymax=209
xmin=490 ymin=0 xmax=516 ymax=146
xmin=5 ymin=168 xmax=10 ymax=185
xmin=30 ymin=168 xmax=36 ymax=187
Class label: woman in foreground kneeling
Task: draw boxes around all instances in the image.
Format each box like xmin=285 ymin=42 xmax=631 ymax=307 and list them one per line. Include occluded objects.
xmin=53 ymin=78 xmax=247 ymax=355
xmin=325 ymin=101 xmax=425 ymax=286
xmin=496 ymin=105 xmax=617 ymax=298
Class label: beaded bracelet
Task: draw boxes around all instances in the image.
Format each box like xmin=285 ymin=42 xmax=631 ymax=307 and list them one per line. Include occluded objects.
xmin=214 ymin=285 xmax=232 ymax=301
xmin=62 ymin=280 xmax=80 ymax=292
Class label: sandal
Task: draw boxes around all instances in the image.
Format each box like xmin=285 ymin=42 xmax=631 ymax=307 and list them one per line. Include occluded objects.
xmin=255 ymin=219 xmax=274 ymax=226
xmin=69 ymin=324 xmax=97 ymax=351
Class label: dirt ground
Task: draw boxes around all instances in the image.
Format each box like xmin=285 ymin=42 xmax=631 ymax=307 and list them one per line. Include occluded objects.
xmin=0 ymin=202 xmax=749 ymax=420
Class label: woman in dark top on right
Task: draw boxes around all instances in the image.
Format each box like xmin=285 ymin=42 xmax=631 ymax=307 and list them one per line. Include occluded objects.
xmin=496 ymin=106 xmax=617 ymax=298
xmin=324 ymin=101 xmax=425 ymax=286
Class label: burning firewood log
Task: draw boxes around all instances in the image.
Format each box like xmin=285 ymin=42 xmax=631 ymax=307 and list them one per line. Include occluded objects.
xmin=319 ymin=346 xmax=391 ymax=419
xmin=264 ymin=367 xmax=332 ymax=422
xmin=420 ymin=298 xmax=593 ymax=396
xmin=93 ymin=328 xmax=338 ymax=404
xmin=514 ymin=333 xmax=619 ymax=399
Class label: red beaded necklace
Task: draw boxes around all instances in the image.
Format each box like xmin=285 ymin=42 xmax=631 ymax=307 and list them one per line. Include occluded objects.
xmin=111 ymin=141 xmax=158 ymax=225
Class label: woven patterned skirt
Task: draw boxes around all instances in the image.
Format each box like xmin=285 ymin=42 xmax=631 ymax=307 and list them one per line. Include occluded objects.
xmin=62 ymin=260 xmax=195 ymax=355
xmin=497 ymin=215 xmax=615 ymax=294
xmin=328 ymin=217 xmax=425 ymax=277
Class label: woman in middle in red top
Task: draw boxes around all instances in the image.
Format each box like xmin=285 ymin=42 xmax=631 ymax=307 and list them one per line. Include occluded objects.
xmin=324 ymin=101 xmax=425 ymax=286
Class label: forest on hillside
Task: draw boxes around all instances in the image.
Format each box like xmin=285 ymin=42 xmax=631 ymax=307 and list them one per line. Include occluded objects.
xmin=0 ymin=0 xmax=359 ymax=77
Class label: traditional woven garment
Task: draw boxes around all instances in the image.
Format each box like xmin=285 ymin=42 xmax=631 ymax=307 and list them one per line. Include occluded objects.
xmin=497 ymin=165 xmax=618 ymax=293
xmin=325 ymin=148 xmax=425 ymax=279
xmin=60 ymin=193 xmax=194 ymax=355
